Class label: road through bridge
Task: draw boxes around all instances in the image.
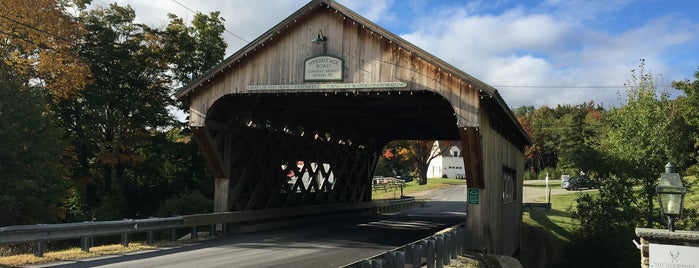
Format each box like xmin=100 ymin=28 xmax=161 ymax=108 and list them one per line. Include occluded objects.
xmin=36 ymin=186 xmax=468 ymax=268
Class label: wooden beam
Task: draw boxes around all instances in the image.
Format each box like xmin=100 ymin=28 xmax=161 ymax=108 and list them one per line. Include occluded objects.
xmin=193 ymin=127 xmax=227 ymax=179
xmin=460 ymin=127 xmax=485 ymax=189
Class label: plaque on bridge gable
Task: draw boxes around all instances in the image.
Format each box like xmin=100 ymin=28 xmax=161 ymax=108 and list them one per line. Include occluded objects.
xmin=304 ymin=55 xmax=344 ymax=82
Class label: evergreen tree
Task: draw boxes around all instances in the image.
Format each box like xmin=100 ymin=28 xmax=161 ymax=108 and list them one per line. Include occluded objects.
xmin=0 ymin=70 xmax=68 ymax=225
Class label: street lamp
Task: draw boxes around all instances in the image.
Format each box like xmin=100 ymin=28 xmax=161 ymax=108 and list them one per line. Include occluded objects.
xmin=655 ymin=162 xmax=686 ymax=232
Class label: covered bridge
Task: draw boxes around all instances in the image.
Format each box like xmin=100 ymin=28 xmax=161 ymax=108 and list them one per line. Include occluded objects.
xmin=175 ymin=0 xmax=530 ymax=255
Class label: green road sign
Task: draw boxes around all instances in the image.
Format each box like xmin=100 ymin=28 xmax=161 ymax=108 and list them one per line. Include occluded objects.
xmin=468 ymin=188 xmax=479 ymax=205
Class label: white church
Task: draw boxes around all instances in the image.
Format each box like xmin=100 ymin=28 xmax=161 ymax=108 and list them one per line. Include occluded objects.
xmin=427 ymin=141 xmax=466 ymax=179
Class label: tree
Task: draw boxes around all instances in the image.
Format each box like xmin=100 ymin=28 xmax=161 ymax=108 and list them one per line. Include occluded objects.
xmin=0 ymin=69 xmax=69 ymax=225
xmin=0 ymin=0 xmax=89 ymax=100
xmin=54 ymin=3 xmax=178 ymax=219
xmin=163 ymin=12 xmax=227 ymax=87
xmin=410 ymin=140 xmax=439 ymax=185
xmin=672 ymin=68 xmax=699 ymax=175
xmin=379 ymin=140 xmax=415 ymax=178
xmin=602 ymin=59 xmax=694 ymax=227
xmin=53 ymin=3 xmax=226 ymax=220
xmin=556 ymin=102 xmax=607 ymax=176
xmin=566 ymin=176 xmax=641 ymax=267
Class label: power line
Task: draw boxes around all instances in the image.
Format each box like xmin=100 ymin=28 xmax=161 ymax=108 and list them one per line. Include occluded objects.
xmin=0 ymin=15 xmax=150 ymax=82
xmin=493 ymin=85 xmax=624 ymax=89
xmin=493 ymin=84 xmax=677 ymax=89
xmin=0 ymin=13 xmax=72 ymax=43
xmin=170 ymin=0 xmax=250 ymax=43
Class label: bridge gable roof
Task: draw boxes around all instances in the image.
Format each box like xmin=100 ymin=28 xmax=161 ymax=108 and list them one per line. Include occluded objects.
xmin=175 ymin=0 xmax=530 ymax=147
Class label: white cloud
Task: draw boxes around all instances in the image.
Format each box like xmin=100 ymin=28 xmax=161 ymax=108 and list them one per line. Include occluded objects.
xmin=88 ymin=0 xmax=699 ymax=108
xmin=398 ymin=2 xmax=698 ymax=108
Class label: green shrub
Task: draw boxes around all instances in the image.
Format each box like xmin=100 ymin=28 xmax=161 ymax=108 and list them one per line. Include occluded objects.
xmin=523 ymin=171 xmax=538 ymax=180
xmin=158 ymin=191 xmax=213 ymax=217
xmin=93 ymin=192 xmax=127 ymax=221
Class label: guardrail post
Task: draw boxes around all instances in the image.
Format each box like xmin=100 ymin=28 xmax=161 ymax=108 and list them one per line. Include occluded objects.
xmin=436 ymin=235 xmax=444 ymax=268
xmin=394 ymin=251 xmax=405 ymax=268
xmin=191 ymin=226 xmax=198 ymax=239
xmin=384 ymin=251 xmax=396 ymax=267
xmin=121 ymin=233 xmax=129 ymax=247
xmin=81 ymin=237 xmax=92 ymax=252
xmin=146 ymin=230 xmax=154 ymax=245
xmin=426 ymin=239 xmax=436 ymax=268
xmin=209 ymin=224 xmax=216 ymax=237
xmin=411 ymin=244 xmax=422 ymax=267
xmin=221 ymin=223 xmax=228 ymax=236
xmin=443 ymin=233 xmax=451 ymax=265
xmin=170 ymin=228 xmax=178 ymax=241
xmin=404 ymin=245 xmax=412 ymax=264
xmin=33 ymin=241 xmax=45 ymax=257
xmin=372 ymin=259 xmax=385 ymax=268
xmin=456 ymin=228 xmax=464 ymax=255
xmin=449 ymin=231 xmax=458 ymax=259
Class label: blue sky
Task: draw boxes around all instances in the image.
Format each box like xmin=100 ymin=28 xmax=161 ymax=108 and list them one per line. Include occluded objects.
xmin=93 ymin=0 xmax=699 ymax=109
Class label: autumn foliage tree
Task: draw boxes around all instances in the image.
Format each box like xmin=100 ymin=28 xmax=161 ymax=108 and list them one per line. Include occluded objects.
xmin=380 ymin=140 xmax=415 ymax=178
xmin=0 ymin=0 xmax=89 ymax=100
xmin=49 ymin=3 xmax=226 ymax=220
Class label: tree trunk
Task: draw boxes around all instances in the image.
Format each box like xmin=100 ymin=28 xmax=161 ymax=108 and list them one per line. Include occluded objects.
xmin=644 ymin=179 xmax=654 ymax=228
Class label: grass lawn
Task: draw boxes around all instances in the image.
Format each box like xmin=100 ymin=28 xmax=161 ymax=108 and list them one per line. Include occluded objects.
xmin=371 ymin=178 xmax=466 ymax=200
xmin=523 ymin=179 xmax=562 ymax=188
xmin=523 ymin=175 xmax=699 ymax=242
xmin=522 ymin=190 xmax=591 ymax=242
xmin=0 ymin=243 xmax=157 ymax=267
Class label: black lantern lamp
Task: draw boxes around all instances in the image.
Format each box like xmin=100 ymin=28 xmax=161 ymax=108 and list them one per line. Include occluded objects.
xmin=311 ymin=29 xmax=327 ymax=55
xmin=311 ymin=29 xmax=327 ymax=44
xmin=655 ymin=162 xmax=686 ymax=232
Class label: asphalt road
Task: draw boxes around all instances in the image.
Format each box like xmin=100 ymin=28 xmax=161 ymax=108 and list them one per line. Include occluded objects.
xmin=37 ymin=185 xmax=468 ymax=268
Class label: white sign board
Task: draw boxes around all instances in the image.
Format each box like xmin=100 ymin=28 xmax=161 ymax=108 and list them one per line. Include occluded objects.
xmin=650 ymin=243 xmax=699 ymax=268
xmin=247 ymin=82 xmax=407 ymax=91
xmin=304 ymin=55 xmax=343 ymax=81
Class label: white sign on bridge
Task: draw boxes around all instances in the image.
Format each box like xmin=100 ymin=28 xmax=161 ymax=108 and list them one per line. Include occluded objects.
xmin=247 ymin=82 xmax=407 ymax=91
xmin=304 ymin=55 xmax=343 ymax=81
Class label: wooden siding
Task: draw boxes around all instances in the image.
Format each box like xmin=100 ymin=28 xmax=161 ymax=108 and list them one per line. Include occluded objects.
xmin=188 ymin=9 xmax=480 ymax=129
xmin=464 ymin=107 xmax=525 ymax=255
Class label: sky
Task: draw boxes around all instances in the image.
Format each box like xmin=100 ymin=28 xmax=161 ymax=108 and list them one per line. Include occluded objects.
xmin=91 ymin=0 xmax=699 ymax=109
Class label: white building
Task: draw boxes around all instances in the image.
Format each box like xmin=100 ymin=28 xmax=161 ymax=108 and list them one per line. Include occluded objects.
xmin=427 ymin=141 xmax=465 ymax=178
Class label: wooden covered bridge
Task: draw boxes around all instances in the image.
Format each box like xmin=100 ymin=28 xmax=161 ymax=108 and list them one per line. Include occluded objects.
xmin=175 ymin=0 xmax=530 ymax=255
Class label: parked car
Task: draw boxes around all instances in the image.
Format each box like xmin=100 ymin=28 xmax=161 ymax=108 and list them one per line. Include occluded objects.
xmin=396 ymin=175 xmax=413 ymax=183
xmin=562 ymin=176 xmax=599 ymax=190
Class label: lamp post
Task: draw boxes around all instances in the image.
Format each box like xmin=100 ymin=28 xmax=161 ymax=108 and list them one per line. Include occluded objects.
xmin=655 ymin=162 xmax=686 ymax=232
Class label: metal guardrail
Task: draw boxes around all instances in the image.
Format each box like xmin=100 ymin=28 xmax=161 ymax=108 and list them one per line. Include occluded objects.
xmin=0 ymin=198 xmax=416 ymax=257
xmin=0 ymin=217 xmax=184 ymax=244
xmin=342 ymin=222 xmax=475 ymax=268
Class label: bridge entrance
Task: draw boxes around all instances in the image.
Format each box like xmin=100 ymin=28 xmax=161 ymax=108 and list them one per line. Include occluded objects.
xmin=201 ymin=91 xmax=459 ymax=211
xmin=176 ymin=0 xmax=529 ymax=255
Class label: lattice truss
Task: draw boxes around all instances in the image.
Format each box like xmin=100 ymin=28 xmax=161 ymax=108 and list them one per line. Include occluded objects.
xmin=202 ymin=96 xmax=381 ymax=211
